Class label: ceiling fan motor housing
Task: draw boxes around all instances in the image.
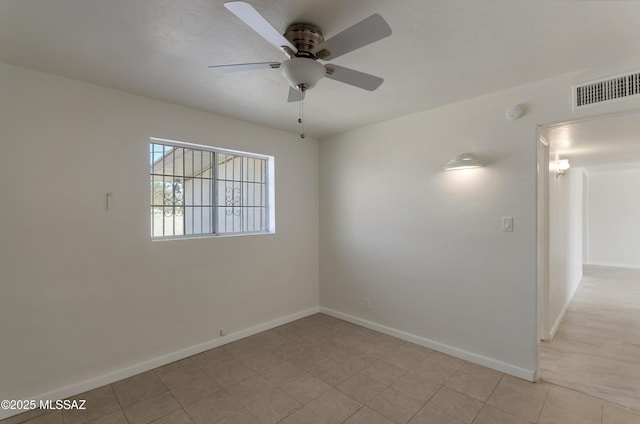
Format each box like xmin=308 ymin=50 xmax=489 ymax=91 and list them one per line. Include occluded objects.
xmin=284 ymin=23 xmax=324 ymax=58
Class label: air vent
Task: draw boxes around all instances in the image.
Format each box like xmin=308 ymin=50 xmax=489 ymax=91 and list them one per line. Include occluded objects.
xmin=573 ymin=70 xmax=640 ymax=108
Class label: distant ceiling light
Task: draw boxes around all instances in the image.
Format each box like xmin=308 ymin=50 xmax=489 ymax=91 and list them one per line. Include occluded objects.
xmin=556 ymin=158 xmax=570 ymax=177
xmin=505 ymin=105 xmax=523 ymax=120
xmin=444 ymin=153 xmax=483 ymax=171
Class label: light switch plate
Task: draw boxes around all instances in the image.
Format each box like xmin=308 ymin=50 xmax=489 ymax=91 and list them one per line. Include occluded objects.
xmin=502 ymin=217 xmax=513 ymax=232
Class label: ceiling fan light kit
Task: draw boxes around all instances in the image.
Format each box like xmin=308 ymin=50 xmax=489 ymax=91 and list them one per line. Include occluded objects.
xmin=280 ymin=58 xmax=326 ymax=92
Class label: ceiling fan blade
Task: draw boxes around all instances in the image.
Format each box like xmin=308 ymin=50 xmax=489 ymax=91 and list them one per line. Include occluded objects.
xmin=224 ymin=2 xmax=298 ymax=55
xmin=316 ymin=14 xmax=391 ymax=61
xmin=208 ymin=62 xmax=280 ymax=73
xmin=324 ymin=64 xmax=383 ymax=91
xmin=287 ymin=87 xmax=305 ymax=102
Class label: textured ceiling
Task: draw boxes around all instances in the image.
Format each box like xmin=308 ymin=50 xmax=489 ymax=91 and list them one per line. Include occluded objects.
xmin=2 ymin=0 xmax=640 ymax=138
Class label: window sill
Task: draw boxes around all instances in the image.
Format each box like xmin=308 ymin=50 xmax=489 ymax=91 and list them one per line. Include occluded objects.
xmin=151 ymin=231 xmax=274 ymax=242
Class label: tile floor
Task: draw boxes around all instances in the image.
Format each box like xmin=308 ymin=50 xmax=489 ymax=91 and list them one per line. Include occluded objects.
xmin=540 ymin=265 xmax=640 ymax=411
xmin=3 ymin=313 xmax=640 ymax=424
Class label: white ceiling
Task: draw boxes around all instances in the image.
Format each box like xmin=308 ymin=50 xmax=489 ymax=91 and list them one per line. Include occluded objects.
xmin=2 ymin=0 xmax=640 ymax=138
xmin=543 ymin=111 xmax=640 ymax=170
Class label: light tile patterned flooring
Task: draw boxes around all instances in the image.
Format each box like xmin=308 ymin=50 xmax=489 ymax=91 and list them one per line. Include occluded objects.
xmin=540 ymin=265 xmax=640 ymax=412
xmin=4 ymin=313 xmax=640 ymax=424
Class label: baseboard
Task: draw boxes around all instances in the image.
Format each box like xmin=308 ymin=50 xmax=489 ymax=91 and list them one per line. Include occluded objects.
xmin=585 ymin=261 xmax=640 ymax=270
xmin=548 ymin=273 xmax=582 ymax=340
xmin=0 ymin=306 xmax=320 ymax=420
xmin=320 ymin=307 xmax=535 ymax=382
xmin=549 ymin=296 xmax=571 ymax=340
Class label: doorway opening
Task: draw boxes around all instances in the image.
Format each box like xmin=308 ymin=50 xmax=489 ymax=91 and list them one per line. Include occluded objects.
xmin=536 ymin=110 xmax=640 ymax=411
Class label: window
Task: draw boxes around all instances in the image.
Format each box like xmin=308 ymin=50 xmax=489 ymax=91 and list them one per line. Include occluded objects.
xmin=150 ymin=138 xmax=273 ymax=239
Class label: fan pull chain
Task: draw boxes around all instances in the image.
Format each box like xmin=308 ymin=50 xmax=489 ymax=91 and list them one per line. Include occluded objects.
xmin=298 ymin=97 xmax=305 ymax=139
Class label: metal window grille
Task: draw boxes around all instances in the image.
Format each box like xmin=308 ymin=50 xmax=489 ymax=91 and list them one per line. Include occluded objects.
xmin=150 ymin=140 xmax=269 ymax=238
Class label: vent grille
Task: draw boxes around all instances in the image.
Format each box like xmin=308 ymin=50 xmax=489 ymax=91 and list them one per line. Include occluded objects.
xmin=574 ymin=71 xmax=640 ymax=107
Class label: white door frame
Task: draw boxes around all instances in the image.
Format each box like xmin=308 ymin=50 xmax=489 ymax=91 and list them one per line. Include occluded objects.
xmin=536 ymin=131 xmax=551 ymax=351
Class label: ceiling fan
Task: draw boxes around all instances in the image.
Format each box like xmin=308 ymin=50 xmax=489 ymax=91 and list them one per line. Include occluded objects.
xmin=210 ymin=1 xmax=392 ymax=102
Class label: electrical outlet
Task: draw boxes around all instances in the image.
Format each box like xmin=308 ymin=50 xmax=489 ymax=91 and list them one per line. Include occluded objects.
xmin=364 ymin=298 xmax=371 ymax=310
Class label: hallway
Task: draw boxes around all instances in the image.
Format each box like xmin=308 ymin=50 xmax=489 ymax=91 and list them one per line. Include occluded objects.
xmin=540 ymin=265 xmax=640 ymax=411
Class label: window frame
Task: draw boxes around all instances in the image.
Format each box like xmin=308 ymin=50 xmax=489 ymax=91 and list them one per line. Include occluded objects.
xmin=150 ymin=137 xmax=275 ymax=240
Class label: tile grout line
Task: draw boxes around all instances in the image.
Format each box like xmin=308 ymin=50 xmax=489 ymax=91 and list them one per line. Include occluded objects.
xmin=469 ymin=372 xmax=506 ymax=423
xmin=534 ymin=385 xmax=551 ymax=424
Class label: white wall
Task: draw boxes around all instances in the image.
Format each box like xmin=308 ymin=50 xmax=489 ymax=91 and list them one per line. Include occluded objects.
xmin=319 ymin=62 xmax=640 ymax=379
xmin=4 ymin=58 xmax=640 ymax=407
xmin=548 ymin=166 xmax=584 ymax=338
xmin=0 ymin=63 xmax=319 ymax=407
xmin=587 ymin=167 xmax=640 ymax=268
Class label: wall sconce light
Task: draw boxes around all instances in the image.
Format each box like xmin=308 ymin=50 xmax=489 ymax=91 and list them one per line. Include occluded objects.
xmin=444 ymin=153 xmax=483 ymax=171
xmin=556 ymin=158 xmax=570 ymax=177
